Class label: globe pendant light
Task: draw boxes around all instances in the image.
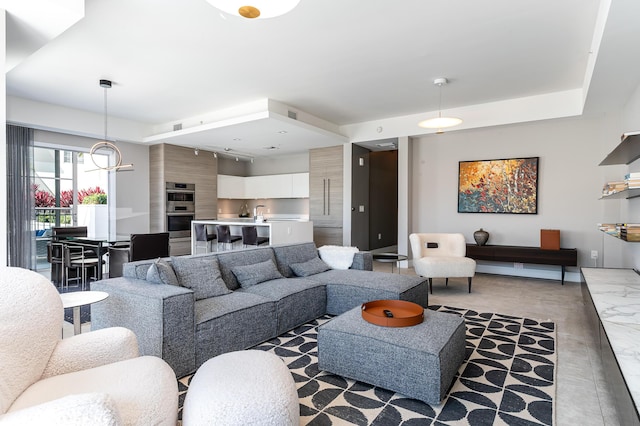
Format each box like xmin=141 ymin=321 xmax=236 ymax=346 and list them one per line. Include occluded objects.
xmin=88 ymin=79 xmax=133 ymax=172
xmin=418 ymin=77 xmax=462 ymax=133
xmin=206 ymin=0 xmax=300 ymax=19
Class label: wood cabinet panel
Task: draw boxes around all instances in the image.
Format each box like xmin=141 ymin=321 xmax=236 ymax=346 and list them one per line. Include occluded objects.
xmin=149 ymin=144 xmax=218 ymax=233
xmin=313 ymin=227 xmax=343 ymax=247
xmin=310 ymin=146 xmax=343 ymax=228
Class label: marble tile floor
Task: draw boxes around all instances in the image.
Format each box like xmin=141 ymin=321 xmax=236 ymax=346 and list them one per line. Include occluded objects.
xmin=372 ymin=261 xmax=621 ymax=426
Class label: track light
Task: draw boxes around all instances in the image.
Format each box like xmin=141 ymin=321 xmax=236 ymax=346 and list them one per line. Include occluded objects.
xmin=235 ymin=157 xmax=239 ymax=162
xmin=251 ymin=158 xmax=254 ymax=163
xmin=213 ymin=152 xmax=218 ymax=158
xmin=194 ymin=148 xmax=199 ymax=156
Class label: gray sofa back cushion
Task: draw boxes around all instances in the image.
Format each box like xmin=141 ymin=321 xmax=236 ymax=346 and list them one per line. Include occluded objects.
xmin=232 ymin=259 xmax=284 ymax=288
xmin=217 ymin=247 xmax=277 ymax=290
xmin=146 ymin=258 xmax=179 ymax=285
xmin=272 ymin=242 xmax=320 ymax=278
xmin=171 ymin=256 xmax=231 ymax=300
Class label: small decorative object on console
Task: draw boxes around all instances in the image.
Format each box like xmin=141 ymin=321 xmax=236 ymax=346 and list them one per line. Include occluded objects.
xmin=541 ymin=229 xmax=560 ymax=250
xmin=473 ymin=228 xmax=490 ymax=246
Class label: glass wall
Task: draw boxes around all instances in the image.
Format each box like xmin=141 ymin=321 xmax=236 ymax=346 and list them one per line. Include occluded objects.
xmin=33 ymin=146 xmax=109 ymax=270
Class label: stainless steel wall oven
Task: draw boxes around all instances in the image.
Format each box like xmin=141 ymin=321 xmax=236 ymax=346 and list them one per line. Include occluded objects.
xmin=166 ymin=182 xmax=195 ymax=238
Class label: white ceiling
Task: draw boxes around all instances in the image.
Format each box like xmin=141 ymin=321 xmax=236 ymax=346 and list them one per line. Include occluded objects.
xmin=5 ymin=0 xmax=640 ymax=157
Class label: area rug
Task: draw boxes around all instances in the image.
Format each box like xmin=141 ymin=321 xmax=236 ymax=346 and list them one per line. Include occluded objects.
xmin=177 ymin=305 xmax=556 ymax=425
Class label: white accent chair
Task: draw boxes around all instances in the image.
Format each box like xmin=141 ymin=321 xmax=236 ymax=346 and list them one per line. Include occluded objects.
xmin=0 ymin=267 xmax=178 ymax=425
xmin=409 ymin=233 xmax=477 ymax=294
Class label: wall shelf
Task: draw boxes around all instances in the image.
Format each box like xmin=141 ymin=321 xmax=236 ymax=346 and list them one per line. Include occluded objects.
xmin=600 ymin=188 xmax=640 ymax=200
xmin=600 ymin=132 xmax=640 ymax=165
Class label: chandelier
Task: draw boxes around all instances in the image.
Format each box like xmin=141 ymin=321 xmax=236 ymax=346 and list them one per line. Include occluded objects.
xmin=89 ymin=79 xmax=133 ymax=172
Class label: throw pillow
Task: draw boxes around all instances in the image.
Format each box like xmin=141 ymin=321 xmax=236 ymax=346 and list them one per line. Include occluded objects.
xmin=290 ymin=256 xmax=331 ymax=277
xmin=170 ymin=256 xmax=231 ymax=300
xmin=231 ymin=259 xmax=283 ymax=288
xmin=318 ymin=245 xmax=359 ymax=270
xmin=146 ymin=258 xmax=179 ymax=286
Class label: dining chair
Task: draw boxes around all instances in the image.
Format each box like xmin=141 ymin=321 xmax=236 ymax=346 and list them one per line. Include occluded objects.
xmin=107 ymin=232 xmax=170 ymax=278
xmin=216 ymin=225 xmax=242 ymax=251
xmin=64 ymin=245 xmax=101 ymax=290
xmin=241 ymin=225 xmax=269 ymax=248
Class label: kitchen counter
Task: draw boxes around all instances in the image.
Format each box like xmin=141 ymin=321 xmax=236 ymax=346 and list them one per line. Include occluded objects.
xmin=581 ymin=267 xmax=640 ymax=425
xmin=191 ymin=219 xmax=314 ymax=253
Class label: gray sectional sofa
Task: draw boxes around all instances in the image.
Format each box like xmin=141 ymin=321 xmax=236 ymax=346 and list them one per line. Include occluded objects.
xmin=92 ymin=242 xmax=428 ymax=377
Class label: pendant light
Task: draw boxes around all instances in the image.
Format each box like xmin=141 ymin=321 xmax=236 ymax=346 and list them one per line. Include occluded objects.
xmin=89 ymin=79 xmax=133 ymax=172
xmin=206 ymin=0 xmax=300 ymax=19
xmin=418 ymin=77 xmax=462 ymax=133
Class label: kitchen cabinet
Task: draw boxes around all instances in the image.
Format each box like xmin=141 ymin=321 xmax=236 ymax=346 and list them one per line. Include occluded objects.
xmin=218 ymin=175 xmax=245 ymax=199
xmin=291 ymin=173 xmax=310 ymax=198
xmin=218 ymin=173 xmax=309 ymax=199
xmin=309 ymin=146 xmax=343 ymax=246
xmin=149 ymin=144 xmax=217 ymax=255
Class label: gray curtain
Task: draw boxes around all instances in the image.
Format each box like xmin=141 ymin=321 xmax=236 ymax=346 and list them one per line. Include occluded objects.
xmin=6 ymin=125 xmax=34 ymax=268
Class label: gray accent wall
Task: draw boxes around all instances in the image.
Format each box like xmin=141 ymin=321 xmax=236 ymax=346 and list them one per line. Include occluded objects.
xmin=410 ymin=113 xmax=624 ymax=281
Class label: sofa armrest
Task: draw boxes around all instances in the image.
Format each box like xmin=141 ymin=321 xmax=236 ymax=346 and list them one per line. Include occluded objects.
xmin=42 ymin=327 xmax=139 ymax=379
xmin=1 ymin=393 xmax=122 ymax=426
xmin=351 ymin=251 xmax=373 ymax=271
xmin=91 ymin=277 xmax=196 ymax=377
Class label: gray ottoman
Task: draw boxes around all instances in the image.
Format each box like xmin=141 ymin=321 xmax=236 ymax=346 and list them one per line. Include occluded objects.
xmin=318 ymin=306 xmax=465 ymax=405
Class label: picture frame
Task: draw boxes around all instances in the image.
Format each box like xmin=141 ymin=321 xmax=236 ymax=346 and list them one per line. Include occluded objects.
xmin=457 ymin=157 xmax=538 ymax=214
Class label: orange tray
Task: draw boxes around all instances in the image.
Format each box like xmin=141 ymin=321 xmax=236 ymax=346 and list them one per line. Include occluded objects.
xmin=361 ymin=300 xmax=424 ymax=327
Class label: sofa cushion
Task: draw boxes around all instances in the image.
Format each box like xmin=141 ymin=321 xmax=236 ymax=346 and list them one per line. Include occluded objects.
xmin=171 ymin=256 xmax=231 ymax=300
xmin=271 ymin=242 xmax=320 ymax=278
xmin=231 ymin=259 xmax=283 ymax=288
xmin=217 ymin=247 xmax=277 ymax=290
xmin=290 ymin=257 xmax=331 ymax=277
xmin=146 ymin=258 xmax=179 ymax=286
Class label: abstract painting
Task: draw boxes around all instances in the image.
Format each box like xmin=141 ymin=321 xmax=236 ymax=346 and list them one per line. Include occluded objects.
xmin=458 ymin=157 xmax=538 ymax=214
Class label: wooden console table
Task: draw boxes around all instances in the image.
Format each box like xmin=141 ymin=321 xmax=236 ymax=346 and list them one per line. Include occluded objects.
xmin=465 ymin=244 xmax=578 ymax=284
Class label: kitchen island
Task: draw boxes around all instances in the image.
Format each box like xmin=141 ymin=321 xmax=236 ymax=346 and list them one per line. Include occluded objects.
xmin=191 ymin=219 xmax=314 ymax=254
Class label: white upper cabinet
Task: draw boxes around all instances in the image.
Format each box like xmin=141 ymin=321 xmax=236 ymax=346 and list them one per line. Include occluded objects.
xmin=218 ymin=173 xmax=309 ymax=199
xmin=217 ymin=175 xmax=245 ymax=199
xmin=291 ymin=173 xmax=310 ymax=198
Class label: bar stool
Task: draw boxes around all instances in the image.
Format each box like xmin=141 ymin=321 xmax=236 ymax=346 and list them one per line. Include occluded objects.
xmin=241 ymin=226 xmax=269 ymax=248
xmin=194 ymin=223 xmax=216 ymax=254
xmin=216 ymin=225 xmax=242 ymax=251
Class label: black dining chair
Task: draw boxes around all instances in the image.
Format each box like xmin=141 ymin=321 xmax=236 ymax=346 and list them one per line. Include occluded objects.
xmin=194 ymin=223 xmax=216 ymax=254
xmin=63 ymin=245 xmax=101 ymax=290
xmin=108 ymin=232 xmax=170 ymax=278
xmin=216 ymin=225 xmax=242 ymax=251
xmin=241 ymin=225 xmax=269 ymax=248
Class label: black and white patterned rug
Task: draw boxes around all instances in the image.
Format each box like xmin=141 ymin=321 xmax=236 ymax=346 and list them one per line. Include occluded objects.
xmin=178 ymin=305 xmax=556 ymax=425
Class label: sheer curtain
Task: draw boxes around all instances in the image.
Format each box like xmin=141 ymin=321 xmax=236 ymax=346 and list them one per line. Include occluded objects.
xmin=6 ymin=125 xmax=34 ymax=268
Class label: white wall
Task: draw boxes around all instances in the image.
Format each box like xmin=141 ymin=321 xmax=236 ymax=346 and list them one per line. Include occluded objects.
xmin=410 ymin=113 xmax=624 ymax=282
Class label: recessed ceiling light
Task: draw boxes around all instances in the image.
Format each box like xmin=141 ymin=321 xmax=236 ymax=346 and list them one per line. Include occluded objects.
xmin=263 ymin=146 xmax=279 ymax=150
xmin=224 ymin=148 xmax=231 ymax=151
xmin=233 ymin=138 xmax=242 ymax=141
xmin=376 ymin=142 xmax=396 ymax=147
xmin=277 ymin=131 xmax=288 ymax=134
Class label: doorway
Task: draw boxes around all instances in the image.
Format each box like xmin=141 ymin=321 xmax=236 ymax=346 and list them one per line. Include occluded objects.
xmin=351 ymin=141 xmax=398 ymax=251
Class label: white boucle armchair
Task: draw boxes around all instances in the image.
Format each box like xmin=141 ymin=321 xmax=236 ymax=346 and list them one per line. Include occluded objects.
xmin=0 ymin=267 xmax=178 ymax=425
xmin=409 ymin=233 xmax=476 ymax=294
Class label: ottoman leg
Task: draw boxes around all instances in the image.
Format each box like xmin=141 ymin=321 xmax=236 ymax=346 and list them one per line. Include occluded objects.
xmin=183 ymin=350 xmax=299 ymax=426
